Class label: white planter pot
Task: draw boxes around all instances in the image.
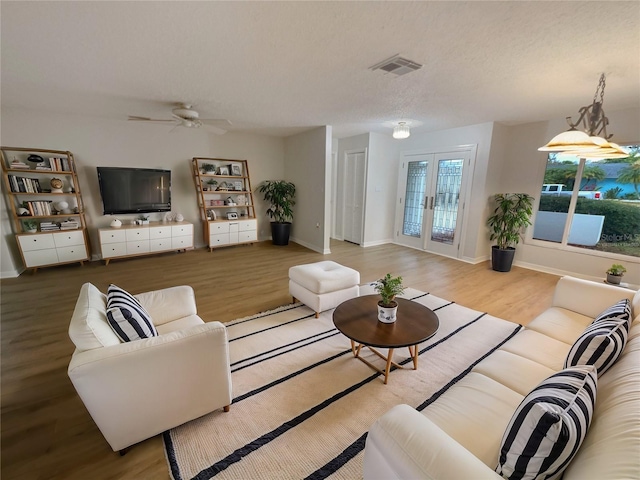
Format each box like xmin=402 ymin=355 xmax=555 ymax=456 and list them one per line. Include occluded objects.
xmin=377 ymin=303 xmax=398 ymax=323
xmin=606 ymin=273 xmax=622 ymax=285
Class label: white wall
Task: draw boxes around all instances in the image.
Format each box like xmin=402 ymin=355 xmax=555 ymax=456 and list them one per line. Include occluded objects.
xmin=363 ymin=132 xmax=398 ymax=246
xmin=0 ymin=107 xmax=284 ymax=271
xmin=500 ymin=107 xmax=640 ymax=284
xmin=283 ymin=126 xmax=331 ymax=253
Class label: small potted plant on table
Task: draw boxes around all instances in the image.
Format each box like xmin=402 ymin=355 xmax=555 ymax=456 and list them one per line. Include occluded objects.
xmin=22 ymin=219 xmax=38 ymax=233
xmin=374 ymin=273 xmax=406 ymax=323
xmin=606 ymin=264 xmax=627 ymax=285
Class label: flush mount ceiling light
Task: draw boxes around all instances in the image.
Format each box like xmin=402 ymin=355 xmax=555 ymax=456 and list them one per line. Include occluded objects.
xmin=539 ymin=73 xmax=629 ymax=158
xmin=393 ymin=122 xmax=411 ymax=139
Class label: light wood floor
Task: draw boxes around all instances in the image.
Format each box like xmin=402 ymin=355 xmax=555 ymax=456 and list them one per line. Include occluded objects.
xmin=0 ymin=240 xmax=559 ymax=480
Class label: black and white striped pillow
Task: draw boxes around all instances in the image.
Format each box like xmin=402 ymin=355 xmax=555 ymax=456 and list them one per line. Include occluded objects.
xmin=592 ymin=298 xmax=631 ymax=329
xmin=106 ymin=284 xmax=158 ymax=342
xmin=564 ymin=319 xmax=628 ymax=376
xmin=496 ymin=365 xmax=597 ymax=480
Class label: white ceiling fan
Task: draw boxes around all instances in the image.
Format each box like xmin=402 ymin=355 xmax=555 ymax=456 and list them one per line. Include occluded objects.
xmin=128 ymin=103 xmax=231 ymax=134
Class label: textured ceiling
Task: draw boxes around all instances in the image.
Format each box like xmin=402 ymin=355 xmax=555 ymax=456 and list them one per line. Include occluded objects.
xmin=2 ymin=1 xmax=639 ymax=138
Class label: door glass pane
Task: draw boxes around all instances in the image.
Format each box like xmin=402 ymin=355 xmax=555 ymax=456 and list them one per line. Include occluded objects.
xmin=431 ymin=159 xmax=463 ymax=244
xmin=402 ymin=161 xmax=427 ymax=237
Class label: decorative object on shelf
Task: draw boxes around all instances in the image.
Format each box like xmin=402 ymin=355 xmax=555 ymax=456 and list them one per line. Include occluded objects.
xmin=207 ymin=179 xmax=218 ymax=190
xmin=258 ymin=180 xmax=296 ymax=246
xmin=27 ymin=154 xmax=45 ymax=164
xmin=110 ymin=218 xmax=122 ymax=228
xmin=227 ymin=212 xmax=238 ymax=220
xmin=202 ymin=163 xmax=217 ymax=174
xmin=17 ymin=207 xmax=30 ymax=216
xmin=230 ymin=164 xmax=242 ymax=176
xmin=233 ymin=181 xmax=243 ymax=191
xmin=605 ymin=264 xmax=627 ymax=285
xmin=50 ymin=177 xmax=64 ymax=193
xmin=217 ymin=181 xmax=229 ymax=191
xmin=163 ymin=212 xmax=174 ymax=223
xmin=206 ymin=209 xmax=217 ymax=221
xmin=225 ymin=197 xmax=236 ymax=206
xmin=236 ymin=195 xmax=247 ymax=206
xmin=217 ymin=166 xmax=230 ymax=176
xmin=136 ymin=215 xmax=150 ymax=226
xmin=374 ymin=273 xmax=406 ymax=323
xmin=21 ymin=219 xmax=38 ymax=233
xmin=175 ymin=213 xmax=184 ymax=222
xmin=487 ymin=193 xmax=535 ymax=272
xmin=54 ymin=201 xmax=71 ymax=214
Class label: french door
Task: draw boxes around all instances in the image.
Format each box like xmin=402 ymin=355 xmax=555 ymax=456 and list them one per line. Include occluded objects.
xmin=395 ymin=149 xmax=471 ymax=257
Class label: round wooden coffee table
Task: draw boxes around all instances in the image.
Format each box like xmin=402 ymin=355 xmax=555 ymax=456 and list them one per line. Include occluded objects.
xmin=333 ymin=295 xmax=439 ymax=384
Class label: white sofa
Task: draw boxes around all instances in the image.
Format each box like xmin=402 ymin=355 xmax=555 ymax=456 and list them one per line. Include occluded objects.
xmin=67 ymin=283 xmax=232 ymax=452
xmin=364 ymin=276 xmax=640 ymax=479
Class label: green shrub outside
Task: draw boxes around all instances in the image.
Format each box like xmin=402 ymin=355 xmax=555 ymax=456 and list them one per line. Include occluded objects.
xmin=539 ymin=196 xmax=640 ymax=237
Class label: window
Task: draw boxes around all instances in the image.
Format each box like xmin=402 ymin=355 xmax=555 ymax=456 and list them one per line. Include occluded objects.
xmin=533 ymin=145 xmax=640 ymax=258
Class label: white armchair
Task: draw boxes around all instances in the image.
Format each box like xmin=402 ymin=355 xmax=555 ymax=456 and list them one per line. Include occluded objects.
xmin=67 ymin=283 xmax=232 ymax=452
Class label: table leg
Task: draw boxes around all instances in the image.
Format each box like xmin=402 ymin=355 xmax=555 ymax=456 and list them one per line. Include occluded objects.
xmin=384 ymin=348 xmax=394 ymax=384
xmin=409 ymin=345 xmax=419 ymax=370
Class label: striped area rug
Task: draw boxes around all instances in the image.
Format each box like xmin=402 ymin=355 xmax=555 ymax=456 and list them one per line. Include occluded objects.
xmin=163 ymin=285 xmax=522 ymax=480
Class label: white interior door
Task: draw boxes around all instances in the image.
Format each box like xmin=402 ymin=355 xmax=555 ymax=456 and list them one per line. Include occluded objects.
xmin=343 ymin=150 xmax=366 ymax=244
xmin=396 ymin=149 xmax=472 ymax=258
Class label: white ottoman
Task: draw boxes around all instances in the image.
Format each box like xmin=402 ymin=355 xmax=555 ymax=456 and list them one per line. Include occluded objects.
xmin=289 ymin=261 xmax=360 ymax=318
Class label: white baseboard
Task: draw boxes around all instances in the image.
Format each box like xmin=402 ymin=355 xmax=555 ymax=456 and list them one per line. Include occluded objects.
xmin=361 ymin=238 xmax=394 ymax=248
xmin=289 ymin=237 xmax=330 ymax=254
xmin=1 ymin=268 xmax=22 ymax=278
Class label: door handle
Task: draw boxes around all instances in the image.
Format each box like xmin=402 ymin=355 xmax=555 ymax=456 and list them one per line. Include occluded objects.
xmin=423 ymin=195 xmax=428 ymax=209
xmin=429 ymin=196 xmax=434 ymax=210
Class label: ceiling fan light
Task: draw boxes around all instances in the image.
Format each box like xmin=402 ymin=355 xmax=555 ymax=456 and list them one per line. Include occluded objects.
xmin=393 ymin=123 xmax=410 ymax=139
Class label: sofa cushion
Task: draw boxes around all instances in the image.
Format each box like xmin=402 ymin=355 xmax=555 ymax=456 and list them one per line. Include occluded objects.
xmin=106 ymin=284 xmax=158 ymax=342
xmin=69 ymin=282 xmax=121 ymax=351
xmin=564 ymin=319 xmax=628 ymax=376
xmin=496 ymin=365 xmax=597 ymax=480
xmin=499 ymin=329 xmax=572 ymax=371
xmin=592 ymin=298 xmax=631 ymax=326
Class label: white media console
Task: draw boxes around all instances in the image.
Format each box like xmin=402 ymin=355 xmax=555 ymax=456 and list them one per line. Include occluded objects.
xmin=98 ymin=221 xmax=194 ymax=265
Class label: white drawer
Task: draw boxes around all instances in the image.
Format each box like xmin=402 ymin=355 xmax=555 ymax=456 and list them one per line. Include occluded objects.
xmin=172 ymin=224 xmax=193 ymax=237
xmin=18 ymin=234 xmax=55 ymax=252
xmin=209 ymin=222 xmax=229 ymax=234
xmin=239 ymin=219 xmax=257 ymax=232
xmin=172 ymin=236 xmax=193 ymax=249
xmin=126 ymin=228 xmax=150 ymax=241
xmin=150 ymin=238 xmax=172 ymax=252
xmin=102 ymin=242 xmax=127 ymax=258
xmin=229 ymin=222 xmax=239 ymax=233
xmin=100 ymin=229 xmax=127 ymax=244
xmin=210 ymin=233 xmax=230 ymax=246
xmin=239 ymin=230 xmax=258 ymax=242
xmin=23 ymin=248 xmax=58 ymax=267
xmin=126 ymin=240 xmax=150 ymax=255
xmin=53 ymin=230 xmax=84 ymax=247
xmin=149 ymin=226 xmax=172 ymax=239
xmin=56 ymin=245 xmax=87 ymax=263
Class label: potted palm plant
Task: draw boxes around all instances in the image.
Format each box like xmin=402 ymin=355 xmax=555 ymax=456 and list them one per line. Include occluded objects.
xmin=606 ymin=264 xmax=627 ymax=285
xmin=374 ymin=273 xmax=406 ymax=323
xmin=257 ymin=180 xmax=296 ymax=245
xmin=487 ymin=193 xmax=535 ymax=272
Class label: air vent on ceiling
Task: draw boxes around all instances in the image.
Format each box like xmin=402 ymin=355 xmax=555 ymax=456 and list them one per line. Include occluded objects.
xmin=370 ymin=54 xmax=422 ymax=76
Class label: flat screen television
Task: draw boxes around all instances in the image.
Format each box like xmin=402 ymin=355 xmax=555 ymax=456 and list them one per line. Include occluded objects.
xmin=97 ymin=167 xmax=171 ymax=215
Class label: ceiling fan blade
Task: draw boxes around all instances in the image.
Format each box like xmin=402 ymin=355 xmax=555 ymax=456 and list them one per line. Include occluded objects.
xmin=128 ymin=115 xmax=175 ymax=123
xmin=201 ymin=119 xmax=233 ymax=126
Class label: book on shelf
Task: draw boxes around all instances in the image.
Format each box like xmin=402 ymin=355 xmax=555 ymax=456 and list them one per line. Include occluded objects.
xmin=48 ymin=157 xmax=70 ymax=171
xmin=60 ymin=219 xmax=79 ymax=230
xmin=8 ymin=175 xmax=43 ymax=193
xmin=9 ymin=160 xmax=29 ymax=169
xmin=40 ymin=221 xmax=60 ymax=231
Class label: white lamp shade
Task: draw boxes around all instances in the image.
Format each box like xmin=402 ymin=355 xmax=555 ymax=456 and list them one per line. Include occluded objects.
xmin=393 ymin=123 xmax=410 ymax=139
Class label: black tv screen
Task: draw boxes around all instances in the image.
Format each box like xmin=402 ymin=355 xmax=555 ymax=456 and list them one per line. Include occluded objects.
xmin=97 ymin=167 xmax=171 ymax=215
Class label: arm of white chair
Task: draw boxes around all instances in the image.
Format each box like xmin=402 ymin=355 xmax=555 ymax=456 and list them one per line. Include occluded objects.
xmin=134 ymin=285 xmax=197 ymax=325
xmin=364 ymin=404 xmax=502 ymax=480
xmin=553 ymin=276 xmax=635 ymax=318
xmin=68 ymin=321 xmax=231 ymax=451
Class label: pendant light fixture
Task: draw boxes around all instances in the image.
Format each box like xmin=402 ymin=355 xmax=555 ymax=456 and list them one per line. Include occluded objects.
xmin=539 ymin=74 xmax=629 ymax=158
xmin=393 ymin=122 xmax=410 ymax=139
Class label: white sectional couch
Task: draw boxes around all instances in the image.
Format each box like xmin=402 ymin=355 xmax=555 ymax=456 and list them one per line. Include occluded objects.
xmin=364 ymin=276 xmax=640 ymax=479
